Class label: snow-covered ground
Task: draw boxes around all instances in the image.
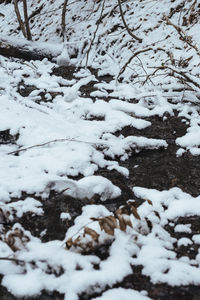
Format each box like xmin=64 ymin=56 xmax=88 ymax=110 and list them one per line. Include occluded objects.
xmin=0 ymin=0 xmax=200 ymax=299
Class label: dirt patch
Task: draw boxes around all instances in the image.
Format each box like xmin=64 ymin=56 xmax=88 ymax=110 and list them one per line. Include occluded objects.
xmin=51 ymin=66 xmax=77 ymax=81
xmin=51 ymin=66 xmax=114 ymax=100
xmin=0 ymin=130 xmax=19 ymax=144
xmin=1 ymin=73 xmax=200 ymax=299
xmin=18 ymin=82 xmax=63 ymax=103
xmin=0 ymin=284 xmax=64 ymax=300
xmin=112 ymin=115 xmax=200 ymax=197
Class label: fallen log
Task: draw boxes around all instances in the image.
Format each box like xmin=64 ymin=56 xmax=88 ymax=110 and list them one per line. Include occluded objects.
xmin=0 ymin=36 xmax=62 ymax=61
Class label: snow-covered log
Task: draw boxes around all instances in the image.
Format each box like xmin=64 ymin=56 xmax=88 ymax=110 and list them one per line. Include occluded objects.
xmin=0 ymin=36 xmax=62 ymax=61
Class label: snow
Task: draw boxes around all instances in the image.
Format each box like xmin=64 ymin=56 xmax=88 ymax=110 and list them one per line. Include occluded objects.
xmin=52 ymin=176 xmax=121 ymax=201
xmin=0 ymin=0 xmax=199 ymax=298
xmin=0 ymin=197 xmax=43 ymax=220
xmin=177 ymin=238 xmax=193 ymax=247
xmin=174 ymin=224 xmax=192 ymax=234
xmin=93 ymin=288 xmax=151 ymax=300
xmin=60 ymin=212 xmax=71 ymax=221
xmin=133 ymin=187 xmax=200 ymax=221
xmin=192 ymin=235 xmax=200 ymax=244
xmin=0 ymin=55 xmax=170 ymax=202
xmin=2 ymin=186 xmax=200 ymax=298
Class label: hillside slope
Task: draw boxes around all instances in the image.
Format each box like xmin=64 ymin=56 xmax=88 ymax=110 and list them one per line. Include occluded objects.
xmin=0 ymin=1 xmax=200 ymax=299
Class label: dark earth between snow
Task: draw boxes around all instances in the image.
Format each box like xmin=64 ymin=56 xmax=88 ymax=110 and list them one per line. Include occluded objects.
xmin=0 ymin=66 xmax=200 ymax=300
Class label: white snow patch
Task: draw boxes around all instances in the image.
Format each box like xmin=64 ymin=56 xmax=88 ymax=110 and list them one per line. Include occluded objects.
xmin=174 ymin=224 xmax=192 ymax=234
xmin=93 ymin=288 xmax=151 ymax=300
xmin=177 ymin=238 xmax=193 ymax=247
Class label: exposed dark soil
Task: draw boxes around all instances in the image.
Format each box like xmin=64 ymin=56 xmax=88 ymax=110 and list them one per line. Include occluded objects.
xmin=113 ymin=265 xmax=200 ymax=300
xmin=18 ymin=82 xmax=63 ymax=103
xmin=118 ymin=115 xmax=200 ymax=197
xmin=0 ymin=130 xmax=19 ymax=144
xmin=1 ymin=66 xmax=200 ymax=299
xmin=20 ymin=193 xmax=86 ymax=242
xmin=0 ymin=285 xmax=64 ymax=300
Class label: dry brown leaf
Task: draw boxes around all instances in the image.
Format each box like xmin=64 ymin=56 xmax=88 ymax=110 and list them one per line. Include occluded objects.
xmin=121 ymin=207 xmax=130 ymax=215
xmin=65 ymin=199 xmax=157 ymax=252
xmin=145 ymin=217 xmax=153 ymax=232
xmin=116 ymin=214 xmax=126 ymax=232
xmin=123 ymin=215 xmax=133 ymax=229
xmin=73 ymin=235 xmax=81 ymax=247
xmin=84 ymin=227 xmax=99 ymax=242
xmin=99 ymin=217 xmax=116 ymax=235
xmin=66 ymin=237 xmax=73 ymax=249
xmin=153 ymin=211 xmax=161 ymax=219
xmin=105 ymin=216 xmax=118 ymax=229
xmin=5 ymin=235 xmax=17 ymax=251
xmin=115 ymin=207 xmax=123 ymax=216
xmin=5 ymin=228 xmax=30 ymax=252
xmin=116 ymin=207 xmax=129 ymax=217
xmin=129 ymin=205 xmax=141 ymax=220
xmin=147 ymin=199 xmax=153 ymax=206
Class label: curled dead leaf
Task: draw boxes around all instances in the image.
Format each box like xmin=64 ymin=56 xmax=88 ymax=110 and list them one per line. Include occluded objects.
xmin=123 ymin=214 xmax=133 ymax=229
xmin=66 ymin=237 xmax=73 ymax=249
xmin=116 ymin=214 xmax=126 ymax=232
xmin=84 ymin=227 xmax=99 ymax=242
xmin=99 ymin=216 xmax=117 ymax=235
xmin=5 ymin=228 xmax=30 ymax=252
xmin=147 ymin=199 xmax=153 ymax=206
xmin=128 ymin=204 xmax=141 ymax=220
xmin=153 ymin=211 xmax=161 ymax=219
xmin=145 ymin=217 xmax=153 ymax=232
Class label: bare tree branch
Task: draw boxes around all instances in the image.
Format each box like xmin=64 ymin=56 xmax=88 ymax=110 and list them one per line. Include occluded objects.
xmin=61 ymin=0 xmax=69 ymax=42
xmin=0 ymin=257 xmax=25 ymax=264
xmin=85 ymin=0 xmax=106 ymax=67
xmin=117 ymin=47 xmax=153 ymax=79
xmin=183 ymin=0 xmax=197 ymax=25
xmin=14 ymin=0 xmax=27 ymax=38
xmin=23 ymin=0 xmax=32 ymax=41
xmin=163 ymin=14 xmax=200 ymax=56
xmin=118 ymin=0 xmax=142 ymax=43
xmin=165 ymin=65 xmax=200 ymax=90
xmin=148 ymin=65 xmax=200 ymax=91
xmin=7 ymin=137 xmax=106 ymax=156
xmin=14 ymin=0 xmax=32 ymax=40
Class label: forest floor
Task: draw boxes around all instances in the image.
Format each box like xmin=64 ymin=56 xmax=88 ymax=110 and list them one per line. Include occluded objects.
xmin=0 ymin=0 xmax=200 ymax=298
xmin=0 ymin=65 xmax=200 ymax=300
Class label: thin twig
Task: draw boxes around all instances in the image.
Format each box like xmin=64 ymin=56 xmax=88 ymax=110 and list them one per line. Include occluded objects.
xmin=54 ymin=187 xmax=70 ymax=196
xmin=143 ymin=67 xmax=162 ymax=85
xmin=117 ymin=47 xmax=153 ymax=79
xmin=85 ymin=1 xmax=100 ymax=22
xmin=148 ymin=65 xmax=200 ymax=90
xmin=183 ymin=0 xmax=197 ymax=25
xmin=163 ymin=14 xmax=200 ymax=56
xmin=0 ymin=257 xmax=25 ymax=264
xmin=85 ymin=0 xmax=106 ymax=67
xmin=157 ymin=47 xmax=175 ymax=65
xmin=136 ymin=56 xmax=154 ymax=85
xmin=118 ymin=0 xmax=142 ymax=43
xmin=28 ymin=4 xmax=44 ymax=21
xmin=165 ymin=66 xmax=200 ymax=89
xmin=7 ymin=138 xmax=106 ymax=156
xmin=30 ymin=1 xmax=78 ymax=19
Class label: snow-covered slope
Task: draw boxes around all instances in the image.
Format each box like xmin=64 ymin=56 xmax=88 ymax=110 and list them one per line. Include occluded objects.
xmin=0 ymin=0 xmax=199 ymax=299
